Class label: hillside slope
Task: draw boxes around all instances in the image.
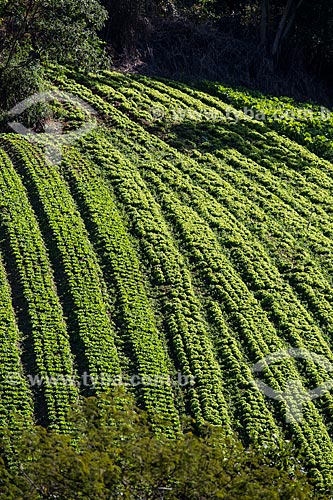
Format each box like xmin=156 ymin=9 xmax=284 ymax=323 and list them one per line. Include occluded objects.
xmin=1 ymin=69 xmax=333 ymax=490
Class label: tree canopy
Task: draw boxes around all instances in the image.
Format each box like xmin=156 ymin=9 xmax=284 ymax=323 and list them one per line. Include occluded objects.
xmin=0 ymin=0 xmax=108 ymax=106
xmin=0 ymin=390 xmax=314 ymax=499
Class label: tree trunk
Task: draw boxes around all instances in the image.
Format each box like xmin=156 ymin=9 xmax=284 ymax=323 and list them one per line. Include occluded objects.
xmin=271 ymin=0 xmax=304 ymax=58
xmin=279 ymin=0 xmax=305 ymax=46
xmin=260 ymin=0 xmax=270 ymax=50
xmin=272 ymin=0 xmax=295 ymax=57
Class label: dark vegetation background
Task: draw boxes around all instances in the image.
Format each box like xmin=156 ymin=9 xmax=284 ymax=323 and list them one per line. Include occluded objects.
xmin=0 ymin=1 xmax=332 ymax=107
xmin=101 ymin=0 xmax=333 ymax=104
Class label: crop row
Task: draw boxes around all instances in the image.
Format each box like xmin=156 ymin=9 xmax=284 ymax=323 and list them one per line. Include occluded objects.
xmin=2 ymin=136 xmax=121 ymax=385
xmin=122 ymin=72 xmax=245 ymax=124
xmin=0 ymin=149 xmax=78 ymax=430
xmin=170 ymin=117 xmax=333 ymax=225
xmin=78 ymin=71 xmax=196 ymax=128
xmin=0 ymin=245 xmax=34 ymax=432
xmin=58 ymin=146 xmax=180 ymax=434
xmin=77 ymin=132 xmax=240 ymax=431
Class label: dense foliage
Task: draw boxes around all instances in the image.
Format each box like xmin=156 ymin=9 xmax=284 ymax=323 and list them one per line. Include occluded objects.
xmin=0 ymin=390 xmax=313 ymax=499
xmin=0 ymin=1 xmax=332 ymax=106
xmin=0 ymin=0 xmax=108 ymax=106
xmin=101 ymin=0 xmax=333 ymax=101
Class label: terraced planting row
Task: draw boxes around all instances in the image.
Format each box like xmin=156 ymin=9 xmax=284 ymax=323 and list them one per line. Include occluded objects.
xmin=0 ymin=149 xmax=78 ymax=431
xmin=58 ymin=147 xmax=180 ymax=433
xmin=0 ymin=253 xmax=33 ymax=432
xmin=1 ymin=136 xmax=120 ymax=384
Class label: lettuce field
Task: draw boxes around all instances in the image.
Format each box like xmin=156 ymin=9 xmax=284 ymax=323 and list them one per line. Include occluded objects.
xmin=1 ymin=67 xmax=333 ymax=492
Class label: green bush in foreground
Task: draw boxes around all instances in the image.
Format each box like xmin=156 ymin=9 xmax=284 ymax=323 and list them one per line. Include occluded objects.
xmin=0 ymin=389 xmax=314 ymax=500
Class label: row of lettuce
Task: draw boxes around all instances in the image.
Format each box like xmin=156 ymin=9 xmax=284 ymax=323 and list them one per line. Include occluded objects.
xmin=0 ymin=138 xmax=182 ymax=435
xmin=200 ymin=80 xmax=333 ymax=163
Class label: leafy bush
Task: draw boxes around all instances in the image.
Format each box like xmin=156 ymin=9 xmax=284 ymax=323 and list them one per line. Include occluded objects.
xmin=0 ymin=389 xmax=314 ymax=499
xmin=0 ymin=0 xmax=108 ymax=107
